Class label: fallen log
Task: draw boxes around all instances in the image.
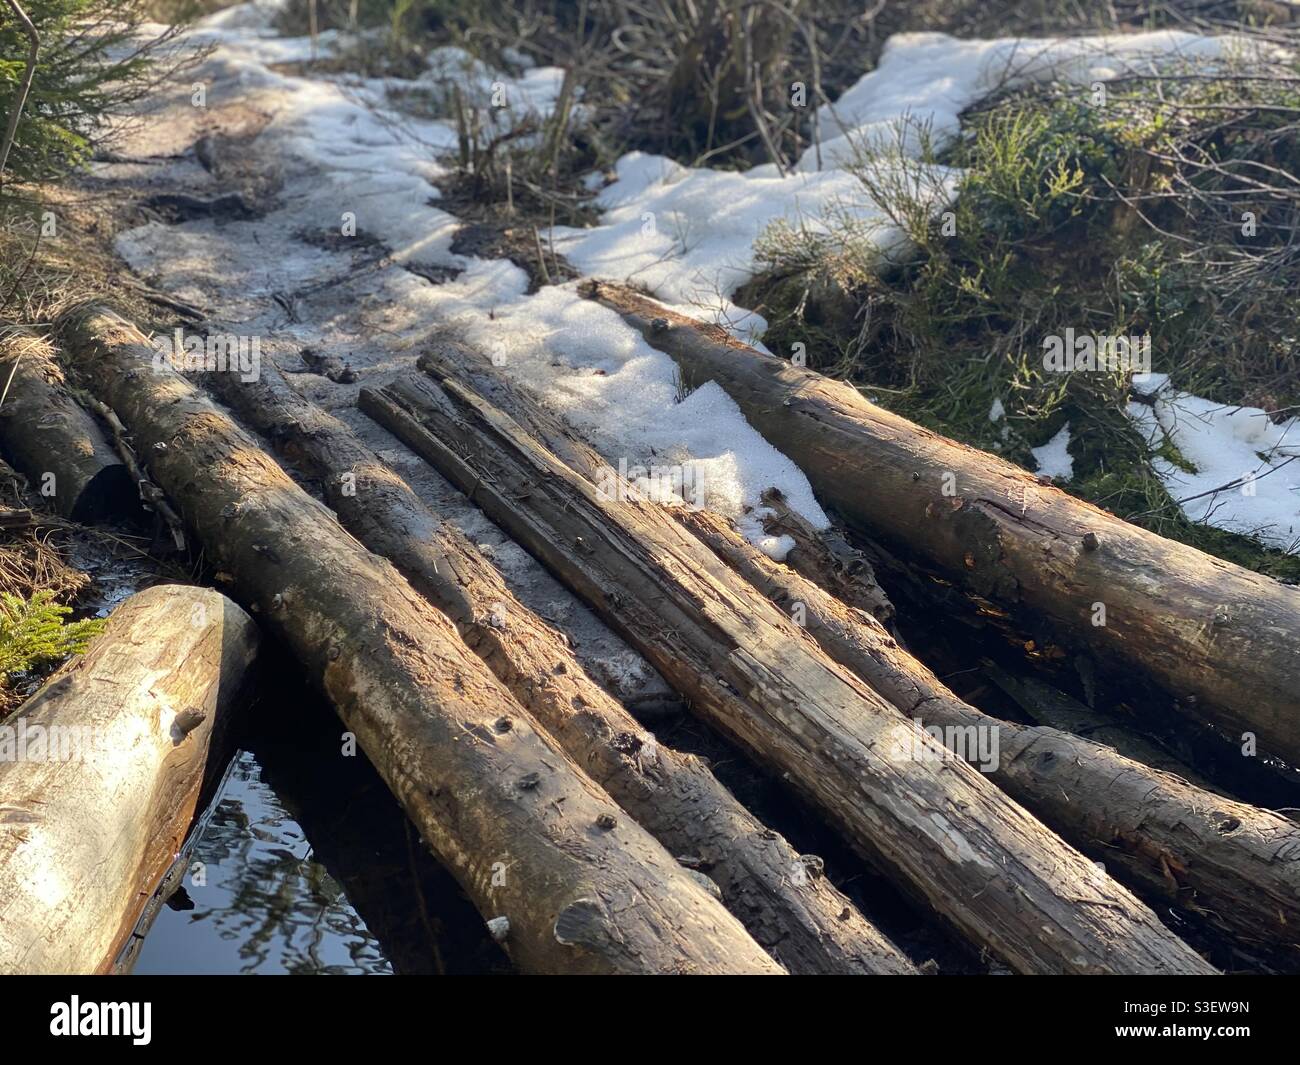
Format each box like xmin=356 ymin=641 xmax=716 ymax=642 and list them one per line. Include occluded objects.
xmin=360 ymin=370 xmax=1216 ymax=974
xmin=755 ymin=487 xmax=894 ymax=625
xmin=0 ymin=331 xmax=134 ymax=523
xmin=676 ymin=505 xmax=1300 ymax=957
xmin=417 ymin=352 xmax=1300 ymax=958
xmin=0 ymin=584 xmax=258 ymax=974
xmin=586 ymin=280 xmax=1300 ymax=768
xmin=60 ymin=306 xmax=782 ymax=976
xmin=416 ymin=343 xmax=899 ymax=626
xmin=201 ymin=362 xmax=913 ymax=975
xmin=981 ymin=663 xmax=1216 ymax=788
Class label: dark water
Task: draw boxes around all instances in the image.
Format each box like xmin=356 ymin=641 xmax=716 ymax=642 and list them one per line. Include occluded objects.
xmin=131 ymin=671 xmax=510 ymax=976
xmin=132 ymin=750 xmax=392 ymax=975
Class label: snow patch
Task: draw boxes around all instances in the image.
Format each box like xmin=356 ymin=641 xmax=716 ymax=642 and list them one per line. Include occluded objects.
xmin=1031 ymin=424 xmax=1074 ymax=481
xmin=555 ymin=31 xmax=1248 ymax=338
xmin=1127 ymin=384 xmax=1300 ymax=551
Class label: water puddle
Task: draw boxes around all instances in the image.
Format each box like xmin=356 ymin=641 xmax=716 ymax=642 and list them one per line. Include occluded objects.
xmin=130 ymin=667 xmax=510 ymax=975
xmin=131 ymin=749 xmax=391 ymax=975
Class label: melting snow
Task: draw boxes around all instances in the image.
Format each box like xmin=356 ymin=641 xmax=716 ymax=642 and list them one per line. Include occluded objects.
xmin=1031 ymin=424 xmax=1074 ymax=481
xmin=113 ymin=5 xmax=1277 ymax=548
xmin=1128 ymin=376 xmax=1300 ymax=551
xmin=555 ymin=31 xmax=1246 ymax=341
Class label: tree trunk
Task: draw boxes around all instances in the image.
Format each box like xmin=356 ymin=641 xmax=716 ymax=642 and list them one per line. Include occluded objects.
xmin=677 ymin=505 xmax=1300 ymax=958
xmin=586 ymin=280 xmax=1300 ymax=768
xmin=0 ymin=584 xmax=258 ymax=974
xmin=360 ymin=369 xmax=1215 ymax=975
xmin=0 ymin=334 xmax=134 ymax=522
xmin=418 ymin=343 xmax=897 ymax=628
xmin=417 ymin=349 xmax=1300 ymax=959
xmin=59 ymin=306 xmax=783 ymax=976
xmin=201 ymin=363 xmax=914 ymax=975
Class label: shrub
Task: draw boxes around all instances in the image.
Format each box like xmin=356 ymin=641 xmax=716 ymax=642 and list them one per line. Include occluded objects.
xmin=0 ymin=588 xmax=102 ymax=681
xmin=0 ymin=1 xmax=178 ymax=200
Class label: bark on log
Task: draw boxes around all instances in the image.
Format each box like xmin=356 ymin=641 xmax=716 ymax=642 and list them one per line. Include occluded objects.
xmin=0 ymin=333 xmax=134 ymax=522
xmin=586 ymin=280 xmax=1300 ymax=767
xmin=200 ymin=363 xmax=913 ymax=975
xmin=59 ymin=307 xmax=783 ymax=976
xmin=360 ymin=370 xmax=1216 ymax=975
xmin=676 ymin=505 xmax=1300 ymax=956
xmin=0 ymin=584 xmax=258 ymax=974
xmin=416 ymin=344 xmax=899 ymax=627
xmin=981 ymin=663 xmax=1216 ymax=788
xmin=413 ymin=352 xmax=1300 ymax=957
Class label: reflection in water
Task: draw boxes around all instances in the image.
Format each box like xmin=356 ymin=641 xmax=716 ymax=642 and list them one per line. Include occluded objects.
xmin=133 ymin=668 xmax=510 ymax=975
xmin=133 ymin=752 xmax=391 ymax=975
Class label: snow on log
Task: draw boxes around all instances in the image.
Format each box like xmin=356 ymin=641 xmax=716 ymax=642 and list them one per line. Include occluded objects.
xmin=360 ymin=369 xmax=1215 ymax=975
xmin=586 ymin=280 xmax=1300 ymax=768
xmin=0 ymin=584 xmax=258 ymax=974
xmin=202 ymin=363 xmax=914 ymax=975
xmin=0 ymin=331 xmax=134 ymax=523
xmin=59 ymin=306 xmax=782 ymax=976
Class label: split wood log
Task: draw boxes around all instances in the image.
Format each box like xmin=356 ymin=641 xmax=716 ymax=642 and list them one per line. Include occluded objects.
xmin=415 ymin=344 xmax=898 ymax=626
xmin=0 ymin=584 xmax=258 ymax=974
xmin=360 ymin=370 xmax=1216 ymax=975
xmin=416 ymin=351 xmax=1300 ymax=957
xmin=60 ymin=306 xmax=782 ymax=976
xmin=675 ymin=505 xmax=1300 ymax=956
xmin=0 ymin=332 xmax=134 ymax=522
xmin=756 ymin=487 xmax=893 ymax=624
xmin=586 ymin=280 xmax=1300 ymax=768
xmin=200 ymin=363 xmax=913 ymax=974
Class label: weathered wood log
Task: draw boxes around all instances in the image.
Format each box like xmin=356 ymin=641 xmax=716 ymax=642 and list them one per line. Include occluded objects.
xmin=0 ymin=584 xmax=258 ymax=974
xmin=201 ymin=363 xmax=913 ymax=975
xmin=0 ymin=332 xmax=134 ymax=522
xmin=677 ymin=507 xmax=1300 ymax=956
xmin=981 ymin=663 xmax=1217 ymax=788
xmin=754 ymin=488 xmax=893 ymax=624
xmin=360 ymin=370 xmax=1216 ymax=975
xmin=586 ymin=280 xmax=1300 ymax=767
xmin=416 ymin=344 xmax=900 ymax=626
xmin=60 ymin=306 xmax=784 ymax=976
xmin=416 ymin=351 xmax=1300 ymax=958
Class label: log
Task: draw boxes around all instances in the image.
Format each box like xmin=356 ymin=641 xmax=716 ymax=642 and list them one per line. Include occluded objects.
xmin=981 ymin=663 xmax=1216 ymax=788
xmin=754 ymin=488 xmax=894 ymax=624
xmin=60 ymin=306 xmax=782 ymax=976
xmin=200 ymin=363 xmax=914 ymax=974
xmin=675 ymin=505 xmax=1300 ymax=957
xmin=0 ymin=584 xmax=258 ymax=974
xmin=414 ymin=352 xmax=1300 ymax=958
xmin=0 ymin=332 xmax=134 ymax=523
xmin=360 ymin=370 xmax=1216 ymax=974
xmin=586 ymin=280 xmax=1300 ymax=767
xmin=417 ymin=343 xmax=900 ymax=625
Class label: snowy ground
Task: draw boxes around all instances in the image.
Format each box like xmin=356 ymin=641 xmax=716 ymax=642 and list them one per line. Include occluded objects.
xmin=104 ymin=0 xmax=1300 ymax=597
